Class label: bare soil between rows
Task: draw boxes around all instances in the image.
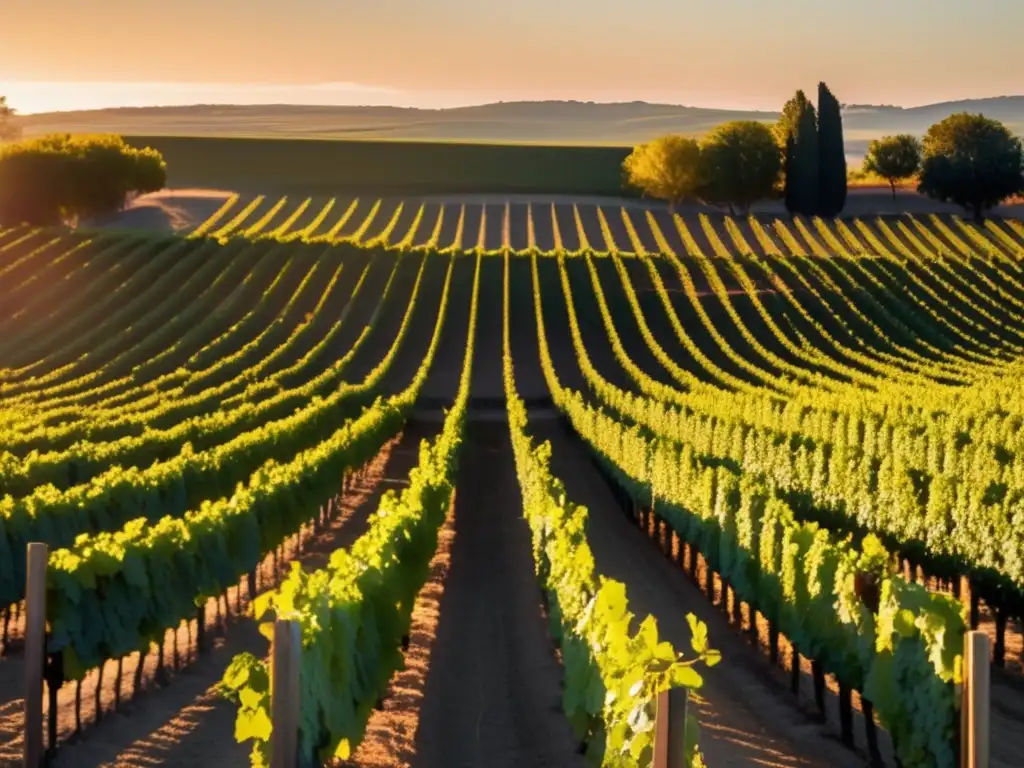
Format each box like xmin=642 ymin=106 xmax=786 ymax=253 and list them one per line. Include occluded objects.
xmin=408 ymin=420 xmax=583 ymax=768
xmin=532 ymin=416 xmax=861 ymax=768
xmin=93 ymin=188 xmax=1024 ymax=241
xmin=531 ymin=414 xmax=1024 ymax=768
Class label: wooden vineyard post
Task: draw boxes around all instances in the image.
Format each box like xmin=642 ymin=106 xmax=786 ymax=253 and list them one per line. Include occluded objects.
xmin=959 ymin=574 xmax=979 ymax=629
xmin=961 ymin=630 xmax=990 ymax=768
xmin=24 ymin=542 xmax=47 ymax=768
xmin=271 ymin=619 xmax=301 ymax=768
xmin=653 ymin=686 xmax=689 ymax=768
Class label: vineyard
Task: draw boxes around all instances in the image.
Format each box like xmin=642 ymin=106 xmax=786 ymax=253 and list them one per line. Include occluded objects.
xmin=2 ymin=199 xmax=1024 ymax=768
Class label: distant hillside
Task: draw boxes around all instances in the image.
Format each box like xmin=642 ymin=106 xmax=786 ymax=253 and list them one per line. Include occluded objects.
xmin=15 ymin=97 xmax=1024 ymax=163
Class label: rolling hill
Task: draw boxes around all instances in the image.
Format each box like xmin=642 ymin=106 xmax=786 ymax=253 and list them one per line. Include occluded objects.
xmin=16 ymin=97 xmax=1024 ymax=162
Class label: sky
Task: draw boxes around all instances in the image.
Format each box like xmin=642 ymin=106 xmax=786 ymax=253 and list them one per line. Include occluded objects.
xmin=2 ymin=0 xmax=1022 ymax=114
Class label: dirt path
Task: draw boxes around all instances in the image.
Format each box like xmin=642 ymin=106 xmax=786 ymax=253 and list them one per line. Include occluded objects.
xmin=533 ymin=416 xmax=864 ymax=768
xmin=417 ymin=256 xmax=471 ymax=404
xmin=342 ymin=497 xmax=457 ymax=768
xmin=0 ymin=424 xmax=437 ymax=768
xmin=410 ymin=420 xmax=584 ymax=768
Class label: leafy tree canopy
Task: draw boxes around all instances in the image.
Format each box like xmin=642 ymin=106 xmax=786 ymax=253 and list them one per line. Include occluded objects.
xmin=697 ymin=121 xmax=781 ymax=214
xmin=775 ymin=90 xmax=815 ymax=148
xmin=0 ymin=133 xmax=167 ymax=226
xmin=623 ymin=135 xmax=703 ymax=207
xmin=917 ymin=112 xmax=1023 ymax=221
xmin=0 ymin=96 xmax=21 ymax=142
xmin=863 ymin=134 xmax=922 ymax=199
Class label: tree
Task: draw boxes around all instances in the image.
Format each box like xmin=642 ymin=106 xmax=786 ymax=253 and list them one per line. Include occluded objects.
xmin=774 ymin=91 xmax=805 ymax=148
xmin=0 ymin=97 xmax=21 ymax=142
xmin=133 ymin=148 xmax=168 ymax=195
xmin=696 ymin=121 xmax=781 ymax=214
xmin=917 ymin=113 xmax=1023 ymax=221
xmin=783 ymin=132 xmax=798 ymax=214
xmin=778 ymin=90 xmax=818 ymax=216
xmin=623 ymin=135 xmax=703 ymax=208
xmin=817 ymin=82 xmax=847 ymax=216
xmin=0 ymin=134 xmax=167 ymax=226
xmin=862 ymin=134 xmax=922 ymax=199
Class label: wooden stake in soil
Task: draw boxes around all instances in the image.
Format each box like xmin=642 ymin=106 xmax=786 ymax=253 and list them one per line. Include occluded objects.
xmin=44 ymin=655 xmax=60 ymax=752
xmin=114 ymin=658 xmax=123 ymax=709
xmin=968 ymin=583 xmax=980 ymax=630
xmin=863 ymin=698 xmax=882 ymax=766
xmin=24 ymin=542 xmax=47 ymax=768
xmin=271 ymin=619 xmax=301 ymax=768
xmin=838 ymin=682 xmax=854 ymax=747
xmin=811 ymin=659 xmax=826 ymax=720
xmin=133 ymin=648 xmax=145 ymax=697
xmin=653 ymin=686 xmax=689 ymax=768
xmin=961 ymin=630 xmax=990 ymax=768
xmin=95 ymin=664 xmax=104 ymax=721
xmin=993 ymin=607 xmax=1006 ymax=668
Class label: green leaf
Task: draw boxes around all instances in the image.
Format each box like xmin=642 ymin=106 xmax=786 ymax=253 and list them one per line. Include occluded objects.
xmin=239 ymin=686 xmax=265 ymax=710
xmin=670 ymin=665 xmax=704 ymax=690
xmin=222 ymin=655 xmax=253 ymax=690
xmin=235 ymin=707 xmax=272 ymax=742
xmin=687 ymin=615 xmax=709 ymax=655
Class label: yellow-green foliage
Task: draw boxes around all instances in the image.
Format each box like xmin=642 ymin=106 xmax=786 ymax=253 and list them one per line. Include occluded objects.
xmin=623 ymin=135 xmax=703 ymax=205
xmin=0 ymin=133 xmax=166 ymax=226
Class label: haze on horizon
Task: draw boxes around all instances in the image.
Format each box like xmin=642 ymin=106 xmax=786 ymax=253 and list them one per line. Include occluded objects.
xmin=3 ymin=0 xmax=1022 ymax=115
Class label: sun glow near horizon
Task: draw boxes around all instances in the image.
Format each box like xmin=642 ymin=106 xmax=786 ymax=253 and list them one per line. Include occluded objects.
xmin=3 ymin=0 xmax=1023 ymax=115
xmin=0 ymin=81 xmax=411 ymax=115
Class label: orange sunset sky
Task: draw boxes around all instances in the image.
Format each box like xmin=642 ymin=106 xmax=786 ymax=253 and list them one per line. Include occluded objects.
xmin=2 ymin=0 xmax=1022 ymax=113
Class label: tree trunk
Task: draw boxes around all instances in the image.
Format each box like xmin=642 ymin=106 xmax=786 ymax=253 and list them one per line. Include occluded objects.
xmin=973 ymin=203 xmax=985 ymax=223
xmin=890 ymin=180 xmax=897 ymax=201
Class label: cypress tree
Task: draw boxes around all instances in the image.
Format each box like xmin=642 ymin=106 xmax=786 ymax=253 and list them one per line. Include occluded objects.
xmin=780 ymin=90 xmax=819 ymax=216
xmin=794 ymin=101 xmax=819 ymax=214
xmin=784 ymin=132 xmax=798 ymax=213
xmin=817 ymin=82 xmax=848 ymax=216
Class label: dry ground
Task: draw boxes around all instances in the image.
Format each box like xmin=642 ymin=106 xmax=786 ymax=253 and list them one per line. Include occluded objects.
xmin=94 ymin=188 xmax=1024 ymax=239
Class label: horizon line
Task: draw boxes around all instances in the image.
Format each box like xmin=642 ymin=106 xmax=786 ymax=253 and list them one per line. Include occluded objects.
xmin=15 ymin=93 xmax=1024 ymax=119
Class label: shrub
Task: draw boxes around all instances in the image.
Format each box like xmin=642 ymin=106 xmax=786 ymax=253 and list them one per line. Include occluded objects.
xmin=0 ymin=97 xmax=20 ymax=142
xmin=0 ymin=134 xmax=167 ymax=226
xmin=623 ymin=135 xmax=703 ymax=208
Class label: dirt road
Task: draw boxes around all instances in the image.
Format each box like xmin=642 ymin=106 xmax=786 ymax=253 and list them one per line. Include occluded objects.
xmin=411 ymin=420 xmax=584 ymax=768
